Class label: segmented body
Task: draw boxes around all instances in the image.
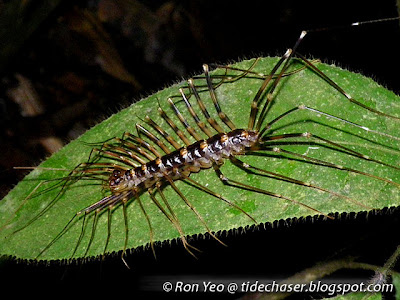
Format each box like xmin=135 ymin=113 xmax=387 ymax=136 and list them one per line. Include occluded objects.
xmin=109 ymin=129 xmax=258 ymax=193
xmin=2 ymin=32 xmax=400 ymax=264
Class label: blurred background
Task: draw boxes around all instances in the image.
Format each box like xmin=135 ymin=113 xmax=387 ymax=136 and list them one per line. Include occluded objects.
xmin=1 ymin=0 xmax=400 ymax=297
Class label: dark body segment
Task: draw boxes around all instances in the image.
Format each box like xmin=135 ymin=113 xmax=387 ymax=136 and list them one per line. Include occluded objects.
xmin=109 ymin=129 xmax=259 ymax=193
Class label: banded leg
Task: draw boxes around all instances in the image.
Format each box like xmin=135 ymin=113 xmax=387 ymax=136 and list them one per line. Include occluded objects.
xmin=83 ymin=208 xmax=101 ymax=258
xmin=212 ymin=162 xmax=334 ymax=219
xmin=136 ymin=195 xmax=156 ymax=258
xmin=248 ymin=49 xmax=292 ymax=130
xmin=143 ymin=115 xmax=182 ymax=150
xmin=91 ymin=147 xmax=140 ymax=168
xmin=136 ymin=123 xmax=172 ymax=154
xmin=64 ymin=211 xmax=88 ymax=261
xmin=188 ymin=78 xmax=225 ymax=134
xmin=255 ymin=32 xmax=308 ymax=131
xmin=259 ymin=105 xmax=400 ymax=142
xmin=179 ymin=88 xmax=213 ymax=138
xmin=209 ymin=57 xmax=317 ymax=83
xmin=163 ymin=173 xmax=227 ymax=246
xmin=295 ymin=52 xmax=400 ymax=121
xmin=229 ymin=155 xmax=372 ymax=210
xmin=87 ymin=135 xmax=157 ymax=162
xmin=102 ymin=205 xmax=113 ymax=261
xmin=121 ymin=198 xmax=130 ymax=269
xmin=167 ymin=97 xmax=203 ymax=141
xmin=123 ymin=132 xmax=163 ymax=158
xmin=158 ymin=104 xmax=192 ymax=146
xmin=188 ymin=58 xmax=261 ymax=93
xmin=182 ymin=174 xmax=257 ymax=223
xmin=203 ymin=64 xmax=236 ymax=131
xmin=255 ymin=145 xmax=400 ymax=188
xmin=96 ymin=143 xmax=148 ymax=166
xmin=260 ymin=132 xmax=400 ymax=171
xmin=149 ymin=186 xmax=200 ymax=257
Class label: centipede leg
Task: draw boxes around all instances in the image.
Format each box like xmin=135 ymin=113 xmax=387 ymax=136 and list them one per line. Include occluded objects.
xmin=213 ymin=162 xmax=333 ymax=220
xmin=149 ymin=187 xmax=200 ymax=257
xmin=164 ymin=173 xmax=227 ymax=247
xmin=229 ymin=155 xmax=372 ymax=210
xmin=136 ymin=194 xmax=156 ymax=258
xmin=101 ymin=205 xmax=113 ymax=261
xmin=83 ymin=208 xmax=100 ymax=259
xmin=182 ymin=174 xmax=257 ymax=223
xmin=121 ymin=198 xmax=130 ymax=269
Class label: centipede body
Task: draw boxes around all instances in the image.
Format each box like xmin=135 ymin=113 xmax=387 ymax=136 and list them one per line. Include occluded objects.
xmin=1 ymin=55 xmax=399 ymax=262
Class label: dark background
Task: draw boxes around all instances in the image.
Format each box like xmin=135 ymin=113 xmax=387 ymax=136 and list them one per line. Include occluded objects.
xmin=1 ymin=0 xmax=400 ymax=298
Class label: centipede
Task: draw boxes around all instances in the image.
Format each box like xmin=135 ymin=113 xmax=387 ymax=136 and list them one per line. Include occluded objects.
xmin=1 ymin=22 xmax=400 ymax=274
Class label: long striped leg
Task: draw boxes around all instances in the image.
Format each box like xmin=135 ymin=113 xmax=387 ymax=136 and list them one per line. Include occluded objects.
xmin=163 ymin=173 xmax=227 ymax=246
xmin=213 ymin=162 xmax=334 ymax=220
xmin=260 ymin=132 xmax=400 ymax=171
xmin=83 ymin=208 xmax=101 ymax=259
xmin=87 ymin=135 xmax=157 ymax=163
xmin=294 ymin=52 xmax=400 ymax=121
xmin=187 ymin=57 xmax=261 ymax=93
xmin=179 ymin=88 xmax=213 ymax=138
xmin=121 ymin=198 xmax=130 ymax=269
xmin=209 ymin=57 xmax=317 ymax=83
xmin=229 ymin=155 xmax=372 ymax=210
xmin=97 ymin=143 xmax=148 ymax=166
xmin=101 ymin=205 xmax=113 ymax=261
xmin=248 ymin=49 xmax=292 ymax=130
xmin=158 ymin=103 xmax=192 ymax=146
xmin=256 ymin=145 xmax=400 ymax=188
xmin=32 ymin=188 xmax=129 ymax=260
xmin=143 ymin=115 xmax=182 ymax=150
xmin=167 ymin=97 xmax=204 ymax=141
xmin=123 ymin=132 xmax=163 ymax=158
xmin=136 ymin=123 xmax=172 ymax=154
xmin=148 ymin=186 xmax=200 ymax=258
xmin=182 ymin=174 xmax=257 ymax=223
xmin=136 ymin=195 xmax=156 ymax=258
xmin=255 ymin=32 xmax=307 ymax=131
xmin=259 ymin=105 xmax=400 ymax=142
xmin=187 ymin=78 xmax=225 ymax=134
xmin=203 ymin=64 xmax=237 ymax=131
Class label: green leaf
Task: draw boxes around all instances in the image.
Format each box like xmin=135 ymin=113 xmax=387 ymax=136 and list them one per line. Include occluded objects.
xmin=0 ymin=57 xmax=399 ymax=262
